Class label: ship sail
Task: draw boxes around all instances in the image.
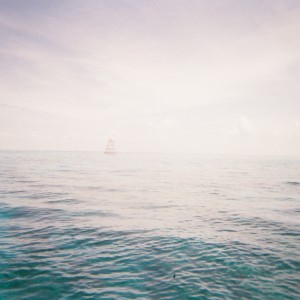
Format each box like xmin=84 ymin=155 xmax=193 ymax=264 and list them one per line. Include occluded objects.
xmin=104 ymin=138 xmax=117 ymax=155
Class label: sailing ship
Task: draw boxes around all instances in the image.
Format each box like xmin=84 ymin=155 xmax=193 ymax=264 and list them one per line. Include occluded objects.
xmin=104 ymin=138 xmax=117 ymax=155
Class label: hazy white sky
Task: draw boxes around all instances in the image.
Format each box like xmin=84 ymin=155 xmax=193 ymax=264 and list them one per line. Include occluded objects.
xmin=0 ymin=0 xmax=299 ymax=155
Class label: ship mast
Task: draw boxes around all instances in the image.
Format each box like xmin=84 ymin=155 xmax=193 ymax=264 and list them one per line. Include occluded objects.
xmin=104 ymin=138 xmax=117 ymax=155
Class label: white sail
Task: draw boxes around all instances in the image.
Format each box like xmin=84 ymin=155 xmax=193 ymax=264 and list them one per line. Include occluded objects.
xmin=104 ymin=138 xmax=117 ymax=155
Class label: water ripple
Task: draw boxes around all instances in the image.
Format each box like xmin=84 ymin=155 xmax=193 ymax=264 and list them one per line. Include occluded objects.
xmin=1 ymin=152 xmax=299 ymax=299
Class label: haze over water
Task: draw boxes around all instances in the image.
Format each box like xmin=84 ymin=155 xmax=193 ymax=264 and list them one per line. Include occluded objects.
xmin=1 ymin=2 xmax=300 ymax=298
xmin=1 ymin=151 xmax=299 ymax=299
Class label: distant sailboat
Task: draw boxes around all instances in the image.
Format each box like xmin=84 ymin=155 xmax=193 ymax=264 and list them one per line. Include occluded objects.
xmin=104 ymin=138 xmax=117 ymax=155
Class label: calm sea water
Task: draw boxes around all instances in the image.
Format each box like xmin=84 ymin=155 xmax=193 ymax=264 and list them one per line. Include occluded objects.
xmin=0 ymin=151 xmax=299 ymax=299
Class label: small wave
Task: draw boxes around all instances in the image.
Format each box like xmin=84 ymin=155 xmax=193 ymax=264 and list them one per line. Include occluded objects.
xmin=47 ymin=199 xmax=81 ymax=204
xmin=218 ymin=229 xmax=237 ymax=233
xmin=0 ymin=206 xmax=65 ymax=220
xmin=286 ymin=181 xmax=300 ymax=186
xmin=74 ymin=210 xmax=118 ymax=218
xmin=141 ymin=204 xmax=179 ymax=210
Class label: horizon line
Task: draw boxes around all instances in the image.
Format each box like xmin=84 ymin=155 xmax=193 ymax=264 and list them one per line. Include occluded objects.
xmin=0 ymin=149 xmax=299 ymax=158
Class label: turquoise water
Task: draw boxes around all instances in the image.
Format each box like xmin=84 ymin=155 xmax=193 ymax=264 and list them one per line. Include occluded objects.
xmin=0 ymin=151 xmax=299 ymax=299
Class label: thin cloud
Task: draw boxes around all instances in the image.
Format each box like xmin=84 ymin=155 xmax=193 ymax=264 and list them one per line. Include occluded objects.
xmin=221 ymin=117 xmax=255 ymax=136
xmin=0 ymin=1 xmax=299 ymax=154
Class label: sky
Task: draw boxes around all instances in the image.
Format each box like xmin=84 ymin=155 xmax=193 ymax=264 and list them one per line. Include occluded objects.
xmin=0 ymin=0 xmax=299 ymax=155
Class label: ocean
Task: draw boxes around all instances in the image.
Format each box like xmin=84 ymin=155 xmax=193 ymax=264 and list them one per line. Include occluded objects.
xmin=0 ymin=151 xmax=299 ymax=299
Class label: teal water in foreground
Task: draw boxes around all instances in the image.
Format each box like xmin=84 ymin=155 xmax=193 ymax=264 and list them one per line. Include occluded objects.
xmin=0 ymin=151 xmax=299 ymax=299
